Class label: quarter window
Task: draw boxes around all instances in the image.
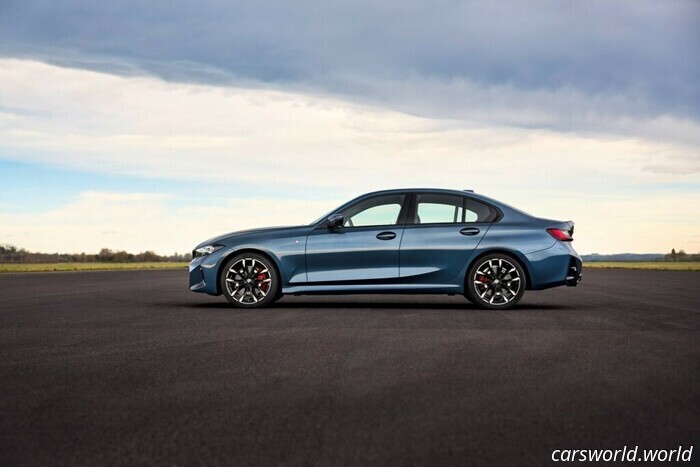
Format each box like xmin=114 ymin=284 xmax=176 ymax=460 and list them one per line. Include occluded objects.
xmin=465 ymin=199 xmax=498 ymax=223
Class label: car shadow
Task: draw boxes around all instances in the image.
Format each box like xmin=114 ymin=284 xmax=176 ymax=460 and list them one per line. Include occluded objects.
xmin=186 ymin=300 xmax=572 ymax=311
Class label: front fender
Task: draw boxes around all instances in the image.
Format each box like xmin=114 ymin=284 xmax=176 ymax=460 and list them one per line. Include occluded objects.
xmin=214 ymin=237 xmax=307 ymax=293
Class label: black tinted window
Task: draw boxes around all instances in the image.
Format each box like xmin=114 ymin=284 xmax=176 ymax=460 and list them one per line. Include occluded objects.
xmin=465 ymin=199 xmax=498 ymax=223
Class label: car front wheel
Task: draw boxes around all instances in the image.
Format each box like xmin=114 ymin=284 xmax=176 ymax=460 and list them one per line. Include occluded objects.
xmin=220 ymin=253 xmax=279 ymax=308
xmin=466 ymin=254 xmax=526 ymax=309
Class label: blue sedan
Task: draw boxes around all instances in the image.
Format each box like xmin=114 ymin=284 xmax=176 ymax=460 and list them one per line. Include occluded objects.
xmin=189 ymin=189 xmax=582 ymax=309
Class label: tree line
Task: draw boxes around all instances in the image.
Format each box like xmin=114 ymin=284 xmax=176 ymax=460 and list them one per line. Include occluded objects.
xmin=1 ymin=244 xmax=697 ymax=264
xmin=0 ymin=245 xmax=192 ymax=263
xmin=665 ymin=248 xmax=699 ymax=262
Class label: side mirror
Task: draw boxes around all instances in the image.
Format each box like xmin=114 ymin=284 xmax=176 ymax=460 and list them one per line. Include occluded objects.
xmin=327 ymin=213 xmax=344 ymax=229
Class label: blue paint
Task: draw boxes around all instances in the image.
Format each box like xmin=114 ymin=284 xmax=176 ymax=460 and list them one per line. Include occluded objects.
xmin=189 ymin=189 xmax=582 ymax=304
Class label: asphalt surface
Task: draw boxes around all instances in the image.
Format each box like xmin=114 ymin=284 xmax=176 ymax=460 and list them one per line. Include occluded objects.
xmin=1 ymin=269 xmax=698 ymax=466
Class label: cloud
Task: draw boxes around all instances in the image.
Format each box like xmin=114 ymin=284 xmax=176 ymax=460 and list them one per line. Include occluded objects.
xmin=0 ymin=191 xmax=340 ymax=254
xmin=1 ymin=59 xmax=698 ymax=191
xmin=0 ymin=60 xmax=697 ymax=254
xmin=1 ymin=0 xmax=698 ymax=143
xmin=0 ymin=2 xmax=697 ymax=255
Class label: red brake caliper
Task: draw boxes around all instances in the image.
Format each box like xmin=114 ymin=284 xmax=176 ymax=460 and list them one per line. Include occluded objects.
xmin=257 ymin=273 xmax=268 ymax=291
xmin=478 ymin=275 xmax=490 ymax=290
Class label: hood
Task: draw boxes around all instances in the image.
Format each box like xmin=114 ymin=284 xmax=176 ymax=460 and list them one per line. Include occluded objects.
xmin=196 ymin=225 xmax=311 ymax=248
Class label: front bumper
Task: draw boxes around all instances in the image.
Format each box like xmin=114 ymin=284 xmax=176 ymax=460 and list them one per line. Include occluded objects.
xmin=189 ymin=261 xmax=207 ymax=291
xmin=189 ymin=252 xmax=226 ymax=295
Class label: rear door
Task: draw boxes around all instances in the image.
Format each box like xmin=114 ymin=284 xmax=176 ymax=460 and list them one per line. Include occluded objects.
xmin=399 ymin=193 xmax=494 ymax=283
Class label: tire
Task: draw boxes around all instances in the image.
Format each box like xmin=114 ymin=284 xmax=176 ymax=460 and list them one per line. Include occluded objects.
xmin=465 ymin=253 xmax=526 ymax=310
xmin=219 ymin=253 xmax=280 ymax=308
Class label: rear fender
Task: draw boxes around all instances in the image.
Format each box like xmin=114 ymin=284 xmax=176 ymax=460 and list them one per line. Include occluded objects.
xmin=459 ymin=248 xmax=535 ymax=291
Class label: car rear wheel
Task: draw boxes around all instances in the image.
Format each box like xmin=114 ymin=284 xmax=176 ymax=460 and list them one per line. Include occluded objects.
xmin=220 ymin=253 xmax=279 ymax=308
xmin=466 ymin=254 xmax=526 ymax=309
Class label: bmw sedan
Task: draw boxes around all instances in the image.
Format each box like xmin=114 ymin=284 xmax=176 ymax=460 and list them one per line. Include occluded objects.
xmin=189 ymin=189 xmax=582 ymax=309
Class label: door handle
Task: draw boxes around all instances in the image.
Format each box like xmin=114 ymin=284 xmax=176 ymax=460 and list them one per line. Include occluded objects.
xmin=460 ymin=227 xmax=480 ymax=236
xmin=376 ymin=231 xmax=397 ymax=240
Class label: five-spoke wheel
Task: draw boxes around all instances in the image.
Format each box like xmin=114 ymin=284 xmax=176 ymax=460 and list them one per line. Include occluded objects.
xmin=220 ymin=253 xmax=279 ymax=308
xmin=466 ymin=254 xmax=526 ymax=309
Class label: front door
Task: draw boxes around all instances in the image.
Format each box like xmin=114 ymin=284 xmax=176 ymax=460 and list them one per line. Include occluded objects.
xmin=305 ymin=194 xmax=407 ymax=283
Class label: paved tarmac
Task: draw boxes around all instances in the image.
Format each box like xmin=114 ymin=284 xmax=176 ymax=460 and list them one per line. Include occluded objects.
xmin=1 ymin=269 xmax=698 ymax=466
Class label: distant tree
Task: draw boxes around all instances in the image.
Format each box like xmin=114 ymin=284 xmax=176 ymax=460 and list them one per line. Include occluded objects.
xmin=671 ymin=248 xmax=677 ymax=262
xmin=0 ymin=244 xmax=17 ymax=254
xmin=137 ymin=251 xmax=160 ymax=262
xmin=113 ymin=251 xmax=130 ymax=262
xmin=98 ymin=248 xmax=114 ymax=261
xmin=1 ymin=245 xmax=192 ymax=264
xmin=677 ymin=250 xmax=687 ymax=261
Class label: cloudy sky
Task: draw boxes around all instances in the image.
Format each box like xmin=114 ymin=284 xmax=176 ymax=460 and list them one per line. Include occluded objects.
xmin=0 ymin=0 xmax=698 ymax=255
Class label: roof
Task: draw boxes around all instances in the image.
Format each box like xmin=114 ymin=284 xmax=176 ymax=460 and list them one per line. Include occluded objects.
xmin=359 ymin=187 xmax=481 ymax=198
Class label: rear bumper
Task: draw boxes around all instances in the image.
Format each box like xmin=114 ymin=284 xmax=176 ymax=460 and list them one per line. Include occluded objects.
xmin=525 ymin=241 xmax=582 ymax=290
xmin=566 ymin=256 xmax=583 ymax=286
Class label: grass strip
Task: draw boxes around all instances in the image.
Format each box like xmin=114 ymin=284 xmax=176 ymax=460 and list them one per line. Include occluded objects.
xmin=0 ymin=262 xmax=189 ymax=273
xmin=584 ymin=262 xmax=700 ymax=271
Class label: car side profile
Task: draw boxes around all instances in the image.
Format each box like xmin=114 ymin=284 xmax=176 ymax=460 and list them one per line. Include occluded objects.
xmin=189 ymin=189 xmax=582 ymax=309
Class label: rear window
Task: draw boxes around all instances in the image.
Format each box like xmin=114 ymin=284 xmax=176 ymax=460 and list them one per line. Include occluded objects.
xmin=413 ymin=194 xmax=498 ymax=224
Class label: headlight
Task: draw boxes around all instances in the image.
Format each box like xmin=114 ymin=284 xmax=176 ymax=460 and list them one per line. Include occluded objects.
xmin=193 ymin=244 xmax=224 ymax=258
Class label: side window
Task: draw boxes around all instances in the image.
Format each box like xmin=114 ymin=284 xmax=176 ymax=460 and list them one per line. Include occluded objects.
xmin=465 ymin=199 xmax=498 ymax=223
xmin=342 ymin=194 xmax=405 ymax=227
xmin=415 ymin=194 xmax=464 ymax=224
xmin=413 ymin=194 xmax=499 ymax=224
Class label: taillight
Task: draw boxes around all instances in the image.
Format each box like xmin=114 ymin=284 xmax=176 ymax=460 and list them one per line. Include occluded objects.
xmin=547 ymin=228 xmax=573 ymax=242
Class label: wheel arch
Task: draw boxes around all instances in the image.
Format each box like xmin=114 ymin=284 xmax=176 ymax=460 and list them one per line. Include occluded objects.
xmin=465 ymin=249 xmax=533 ymax=291
xmin=215 ymin=247 xmax=282 ymax=295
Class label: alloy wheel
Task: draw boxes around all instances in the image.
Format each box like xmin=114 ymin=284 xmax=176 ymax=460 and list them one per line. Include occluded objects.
xmin=224 ymin=257 xmax=273 ymax=305
xmin=472 ymin=257 xmax=522 ymax=306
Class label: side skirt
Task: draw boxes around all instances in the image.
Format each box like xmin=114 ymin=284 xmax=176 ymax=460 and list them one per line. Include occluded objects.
xmin=282 ymin=283 xmax=462 ymax=295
